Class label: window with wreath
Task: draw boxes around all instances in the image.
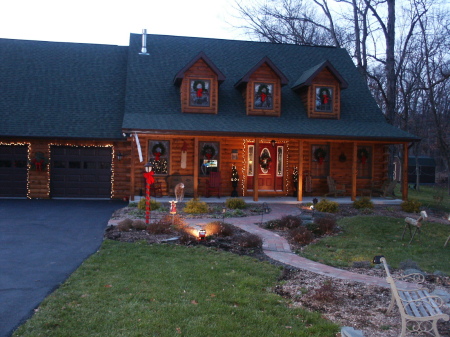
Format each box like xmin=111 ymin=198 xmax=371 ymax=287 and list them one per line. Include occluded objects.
xmin=190 ymin=79 xmax=210 ymax=107
xmin=311 ymin=144 xmax=330 ymax=178
xmin=148 ymin=140 xmax=170 ymax=175
xmin=199 ymin=142 xmax=219 ymax=175
xmin=315 ymin=86 xmax=333 ymax=112
xmin=254 ymin=83 xmax=273 ymax=109
xmin=357 ymin=146 xmax=372 ymax=178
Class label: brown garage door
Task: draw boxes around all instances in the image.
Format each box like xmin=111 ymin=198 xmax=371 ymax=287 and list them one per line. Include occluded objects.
xmin=0 ymin=145 xmax=28 ymax=198
xmin=50 ymin=146 xmax=112 ymax=198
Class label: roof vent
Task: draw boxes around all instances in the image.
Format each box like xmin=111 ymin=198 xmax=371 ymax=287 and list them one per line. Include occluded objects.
xmin=139 ymin=29 xmax=149 ymax=56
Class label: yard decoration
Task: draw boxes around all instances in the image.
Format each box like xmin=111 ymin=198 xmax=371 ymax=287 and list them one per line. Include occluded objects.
xmin=231 ymin=164 xmax=239 ymax=197
xmin=357 ymin=148 xmax=369 ymax=164
xmin=30 ymin=151 xmax=48 ymax=171
xmin=314 ymin=147 xmax=327 ymax=164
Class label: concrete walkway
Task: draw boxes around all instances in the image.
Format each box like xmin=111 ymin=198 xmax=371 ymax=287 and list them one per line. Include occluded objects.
xmin=180 ymin=203 xmax=391 ymax=288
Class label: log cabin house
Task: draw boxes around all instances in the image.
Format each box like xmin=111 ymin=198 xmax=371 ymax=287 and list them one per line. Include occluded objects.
xmin=0 ymin=34 xmax=418 ymax=201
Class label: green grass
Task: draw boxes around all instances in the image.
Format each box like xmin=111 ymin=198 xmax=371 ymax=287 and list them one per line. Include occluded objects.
xmin=401 ymin=185 xmax=450 ymax=213
xmin=14 ymin=241 xmax=338 ymax=337
xmin=301 ymin=216 xmax=450 ymax=274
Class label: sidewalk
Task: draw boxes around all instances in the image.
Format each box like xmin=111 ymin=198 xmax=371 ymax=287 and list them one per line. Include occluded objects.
xmin=183 ymin=203 xmax=391 ymax=288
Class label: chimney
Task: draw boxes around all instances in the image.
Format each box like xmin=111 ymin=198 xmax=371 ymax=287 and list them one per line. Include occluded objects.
xmin=139 ymin=29 xmax=149 ymax=55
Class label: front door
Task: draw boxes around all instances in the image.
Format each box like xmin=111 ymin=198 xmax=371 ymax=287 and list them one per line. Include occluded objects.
xmin=247 ymin=143 xmax=284 ymax=192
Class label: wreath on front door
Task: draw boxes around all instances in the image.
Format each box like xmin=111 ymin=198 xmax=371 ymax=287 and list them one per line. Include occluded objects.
xmin=259 ymin=150 xmax=272 ymax=170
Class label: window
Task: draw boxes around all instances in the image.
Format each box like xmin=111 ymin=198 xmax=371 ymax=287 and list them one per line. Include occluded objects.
xmin=149 ymin=140 xmax=170 ymax=175
xmin=190 ymin=79 xmax=210 ymax=107
xmin=254 ymin=83 xmax=273 ymax=109
xmin=311 ymin=144 xmax=330 ymax=178
xmin=199 ymin=142 xmax=219 ymax=176
xmin=315 ymin=86 xmax=333 ymax=112
xmin=247 ymin=145 xmax=254 ymax=176
xmin=357 ymin=146 xmax=372 ymax=178
xmin=277 ymin=146 xmax=283 ymax=176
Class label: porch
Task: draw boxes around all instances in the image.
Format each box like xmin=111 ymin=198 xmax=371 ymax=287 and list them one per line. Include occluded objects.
xmin=132 ymin=195 xmax=403 ymax=205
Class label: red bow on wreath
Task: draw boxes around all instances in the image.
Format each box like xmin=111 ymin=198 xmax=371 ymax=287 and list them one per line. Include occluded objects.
xmin=153 ymin=152 xmax=161 ymax=161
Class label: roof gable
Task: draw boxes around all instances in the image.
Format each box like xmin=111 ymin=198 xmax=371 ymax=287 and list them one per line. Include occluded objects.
xmin=173 ymin=51 xmax=226 ymax=86
xmin=234 ymin=56 xmax=289 ymax=90
xmin=291 ymin=60 xmax=349 ymax=91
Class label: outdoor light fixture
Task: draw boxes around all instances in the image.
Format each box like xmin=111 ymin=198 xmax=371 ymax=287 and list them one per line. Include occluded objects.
xmin=372 ymin=255 xmax=385 ymax=264
xmin=313 ymin=198 xmax=318 ymax=206
xmin=117 ymin=152 xmax=123 ymax=161
xmin=144 ymin=162 xmax=153 ymax=172
xmin=263 ymin=202 xmax=270 ymax=213
xmin=271 ymin=140 xmax=276 ymax=147
xmin=198 ymin=229 xmax=206 ymax=240
xmin=222 ymin=204 xmax=226 ymax=223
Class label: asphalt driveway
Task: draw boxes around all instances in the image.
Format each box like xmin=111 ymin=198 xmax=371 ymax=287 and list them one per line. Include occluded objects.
xmin=0 ymin=199 xmax=126 ymax=337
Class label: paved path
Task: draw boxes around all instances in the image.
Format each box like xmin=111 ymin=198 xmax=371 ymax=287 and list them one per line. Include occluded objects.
xmin=184 ymin=204 xmax=389 ymax=288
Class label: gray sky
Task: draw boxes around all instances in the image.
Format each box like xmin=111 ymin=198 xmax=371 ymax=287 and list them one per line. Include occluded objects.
xmin=0 ymin=0 xmax=246 ymax=45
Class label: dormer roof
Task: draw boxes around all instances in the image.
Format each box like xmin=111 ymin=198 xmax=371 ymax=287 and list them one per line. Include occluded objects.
xmin=173 ymin=51 xmax=226 ymax=86
xmin=234 ymin=56 xmax=289 ymax=90
xmin=291 ymin=60 xmax=348 ymax=91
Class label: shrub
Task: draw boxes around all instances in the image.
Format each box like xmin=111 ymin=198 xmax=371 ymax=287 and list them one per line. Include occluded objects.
xmin=263 ymin=219 xmax=282 ymax=230
xmin=289 ymin=227 xmax=314 ymax=245
xmin=204 ymin=221 xmax=235 ymax=237
xmin=132 ymin=219 xmax=147 ymax=230
xmin=117 ymin=218 xmax=133 ymax=232
xmin=279 ymin=215 xmax=303 ymax=229
xmin=313 ymin=215 xmax=337 ymax=235
xmin=310 ymin=281 xmax=339 ymax=303
xmin=225 ymin=198 xmax=247 ymax=209
xmin=235 ymin=233 xmax=263 ymax=248
xmin=183 ymin=198 xmax=209 ymax=214
xmin=178 ymin=231 xmax=197 ymax=245
xmin=353 ymin=197 xmax=374 ymax=210
xmin=315 ymin=199 xmax=339 ymax=213
xmin=401 ymin=199 xmax=422 ymax=213
xmin=138 ymin=198 xmax=162 ymax=211
xmin=147 ymin=218 xmax=174 ymax=234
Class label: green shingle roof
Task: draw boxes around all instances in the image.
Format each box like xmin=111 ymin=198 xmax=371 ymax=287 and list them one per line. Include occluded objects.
xmin=0 ymin=38 xmax=127 ymax=139
xmin=123 ymin=34 xmax=417 ymax=141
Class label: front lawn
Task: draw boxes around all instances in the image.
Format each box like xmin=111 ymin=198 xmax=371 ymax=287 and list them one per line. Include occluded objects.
xmin=14 ymin=241 xmax=338 ymax=337
xmin=300 ymin=215 xmax=450 ymax=274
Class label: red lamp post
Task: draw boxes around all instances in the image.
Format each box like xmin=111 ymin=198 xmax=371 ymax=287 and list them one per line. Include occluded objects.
xmin=143 ymin=162 xmax=154 ymax=224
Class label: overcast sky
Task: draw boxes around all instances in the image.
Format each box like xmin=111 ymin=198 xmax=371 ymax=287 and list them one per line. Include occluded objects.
xmin=0 ymin=0 xmax=247 ymax=45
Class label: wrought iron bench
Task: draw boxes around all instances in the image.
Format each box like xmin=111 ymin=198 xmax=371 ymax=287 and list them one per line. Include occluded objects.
xmin=373 ymin=256 xmax=449 ymax=337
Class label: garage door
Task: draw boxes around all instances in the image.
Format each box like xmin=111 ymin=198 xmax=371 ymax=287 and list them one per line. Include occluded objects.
xmin=51 ymin=146 xmax=112 ymax=198
xmin=0 ymin=145 xmax=28 ymax=198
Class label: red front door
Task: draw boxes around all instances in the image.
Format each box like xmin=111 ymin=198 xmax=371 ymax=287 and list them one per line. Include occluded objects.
xmin=247 ymin=143 xmax=284 ymax=192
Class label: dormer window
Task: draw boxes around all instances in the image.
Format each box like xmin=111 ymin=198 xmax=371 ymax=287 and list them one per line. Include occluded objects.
xmin=292 ymin=60 xmax=348 ymax=119
xmin=190 ymin=79 xmax=210 ymax=107
xmin=174 ymin=52 xmax=225 ymax=114
xmin=235 ymin=57 xmax=288 ymax=117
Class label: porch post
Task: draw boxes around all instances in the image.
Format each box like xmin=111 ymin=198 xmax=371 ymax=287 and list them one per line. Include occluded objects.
xmin=351 ymin=142 xmax=357 ymax=201
xmin=194 ymin=137 xmax=199 ymax=198
xmin=130 ymin=135 xmax=136 ymax=201
xmin=297 ymin=140 xmax=304 ymax=201
xmin=402 ymin=142 xmax=409 ymax=200
xmin=253 ymin=139 xmax=259 ymax=201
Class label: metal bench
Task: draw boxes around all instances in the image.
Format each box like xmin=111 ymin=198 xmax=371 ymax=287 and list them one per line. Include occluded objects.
xmin=373 ymin=256 xmax=449 ymax=337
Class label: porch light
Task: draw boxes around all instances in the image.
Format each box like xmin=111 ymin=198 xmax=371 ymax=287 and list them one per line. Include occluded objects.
xmin=144 ymin=162 xmax=153 ymax=172
xmin=198 ymin=229 xmax=206 ymax=240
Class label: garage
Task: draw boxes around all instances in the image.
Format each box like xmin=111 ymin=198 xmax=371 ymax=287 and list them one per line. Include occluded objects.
xmin=50 ymin=146 xmax=112 ymax=198
xmin=0 ymin=145 xmax=28 ymax=198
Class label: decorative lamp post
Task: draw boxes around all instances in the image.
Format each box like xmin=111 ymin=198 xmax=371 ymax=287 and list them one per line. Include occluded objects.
xmin=222 ymin=204 xmax=226 ymax=223
xmin=143 ymin=162 xmax=154 ymax=224
xmin=231 ymin=164 xmax=239 ymax=197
